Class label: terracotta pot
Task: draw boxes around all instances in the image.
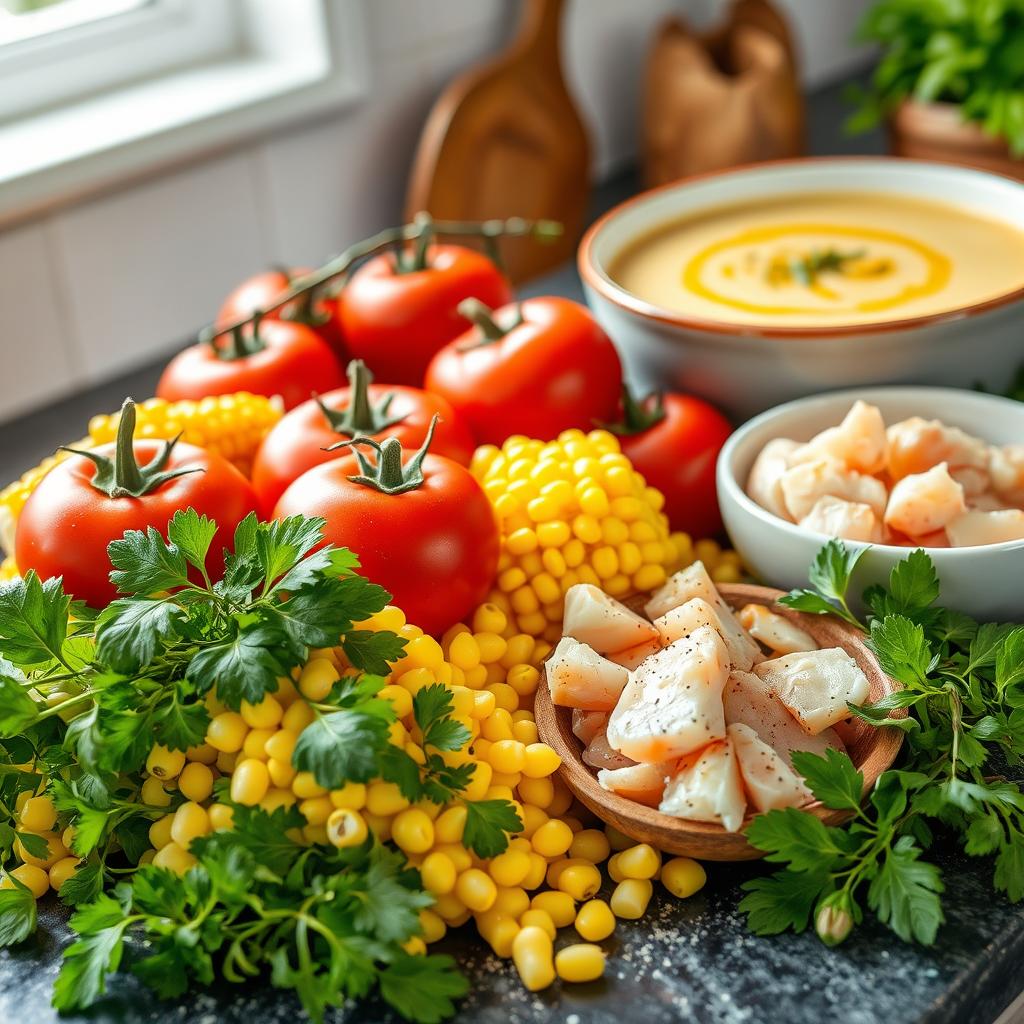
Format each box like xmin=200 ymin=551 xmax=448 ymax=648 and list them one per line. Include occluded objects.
xmin=889 ymin=99 xmax=1024 ymax=181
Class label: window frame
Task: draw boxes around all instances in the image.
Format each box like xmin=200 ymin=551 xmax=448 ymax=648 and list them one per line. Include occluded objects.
xmin=0 ymin=0 xmax=369 ymax=226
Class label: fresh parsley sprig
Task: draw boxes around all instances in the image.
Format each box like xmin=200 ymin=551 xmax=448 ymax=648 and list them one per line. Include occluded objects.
xmin=52 ymin=805 xmax=468 ymax=1024
xmin=744 ymin=542 xmax=1024 ymax=946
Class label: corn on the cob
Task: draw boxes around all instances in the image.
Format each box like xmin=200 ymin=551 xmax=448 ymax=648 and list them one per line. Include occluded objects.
xmin=469 ymin=428 xmax=743 ymax=643
xmin=0 ymin=392 xmax=282 ymax=556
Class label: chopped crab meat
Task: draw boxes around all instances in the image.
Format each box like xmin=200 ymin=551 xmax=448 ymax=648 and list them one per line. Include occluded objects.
xmin=990 ymin=444 xmax=1024 ymax=506
xmin=723 ymin=670 xmax=845 ymax=771
xmin=728 ymin=723 xmax=813 ymax=812
xmin=582 ymin=728 xmax=635 ymax=771
xmin=606 ymin=625 xmax=729 ymax=762
xmin=946 ymin=508 xmax=1024 ymax=547
xmin=754 ymin=647 xmax=870 ymax=736
xmin=607 ymin=638 xmax=662 ymax=671
xmin=571 ymin=709 xmax=607 ymax=747
xmin=562 ymin=583 xmax=659 ymax=654
xmin=746 ymin=438 xmax=801 ymax=520
xmin=654 ymin=597 xmax=760 ymax=672
xmin=644 ymin=562 xmax=755 ymax=663
xmin=659 ymin=738 xmax=747 ymax=833
xmin=793 ymin=400 xmax=888 ymax=475
xmin=886 ymin=417 xmax=988 ymax=484
xmin=884 ymin=461 xmax=966 ymax=537
xmin=737 ymin=604 xmax=816 ymax=656
xmin=779 ymin=456 xmax=888 ymax=522
xmin=546 ymin=636 xmax=630 ymax=710
xmin=597 ymin=760 xmax=674 ymax=807
xmin=798 ymin=494 xmax=883 ymax=543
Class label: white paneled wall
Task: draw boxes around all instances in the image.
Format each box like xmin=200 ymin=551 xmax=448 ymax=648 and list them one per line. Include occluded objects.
xmin=0 ymin=0 xmax=870 ymax=423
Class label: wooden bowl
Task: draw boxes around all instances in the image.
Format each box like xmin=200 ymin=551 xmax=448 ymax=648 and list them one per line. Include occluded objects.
xmin=534 ymin=583 xmax=904 ymax=861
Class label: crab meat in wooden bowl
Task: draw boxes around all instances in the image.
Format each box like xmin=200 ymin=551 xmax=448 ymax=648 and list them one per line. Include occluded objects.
xmin=534 ymin=564 xmax=904 ymax=861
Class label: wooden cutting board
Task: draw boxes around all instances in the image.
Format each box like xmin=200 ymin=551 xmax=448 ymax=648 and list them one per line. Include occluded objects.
xmin=405 ymin=0 xmax=590 ymax=284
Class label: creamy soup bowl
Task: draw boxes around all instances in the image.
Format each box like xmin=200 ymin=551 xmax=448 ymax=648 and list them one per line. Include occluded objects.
xmin=579 ymin=158 xmax=1024 ymax=419
xmin=716 ymin=386 xmax=1024 ymax=622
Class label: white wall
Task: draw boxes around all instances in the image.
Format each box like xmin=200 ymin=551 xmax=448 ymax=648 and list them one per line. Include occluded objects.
xmin=0 ymin=0 xmax=871 ymax=423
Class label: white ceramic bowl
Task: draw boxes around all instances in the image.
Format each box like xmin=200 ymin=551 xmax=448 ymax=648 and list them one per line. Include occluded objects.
xmin=579 ymin=158 xmax=1024 ymax=419
xmin=716 ymin=386 xmax=1024 ymax=622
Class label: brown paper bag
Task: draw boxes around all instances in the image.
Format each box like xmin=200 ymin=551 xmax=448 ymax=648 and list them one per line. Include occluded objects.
xmin=642 ymin=0 xmax=805 ymax=188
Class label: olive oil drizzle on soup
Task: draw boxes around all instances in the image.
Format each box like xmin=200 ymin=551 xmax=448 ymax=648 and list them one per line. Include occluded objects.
xmin=610 ymin=192 xmax=1024 ymax=327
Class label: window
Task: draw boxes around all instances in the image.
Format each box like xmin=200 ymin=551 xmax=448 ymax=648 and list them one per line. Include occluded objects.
xmin=0 ymin=0 xmax=368 ymax=224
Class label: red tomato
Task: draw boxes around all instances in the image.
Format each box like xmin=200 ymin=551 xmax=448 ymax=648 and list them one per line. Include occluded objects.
xmin=339 ymin=243 xmax=512 ymax=385
xmin=16 ymin=409 xmax=258 ymax=608
xmin=272 ymin=434 xmax=499 ymax=636
xmin=251 ymin=359 xmax=476 ymax=516
xmin=156 ymin=318 xmax=344 ymax=411
xmin=217 ymin=267 xmax=346 ymax=360
xmin=424 ymin=296 xmax=623 ymax=445
xmin=613 ymin=389 xmax=733 ymax=538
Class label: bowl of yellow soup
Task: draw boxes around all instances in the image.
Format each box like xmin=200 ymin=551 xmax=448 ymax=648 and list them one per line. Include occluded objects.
xmin=579 ymin=158 xmax=1024 ymax=418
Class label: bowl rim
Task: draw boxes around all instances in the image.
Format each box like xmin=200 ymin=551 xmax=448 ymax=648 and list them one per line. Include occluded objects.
xmin=577 ymin=155 xmax=1024 ymax=340
xmin=717 ymin=384 xmax=1024 ymax=557
xmin=534 ymin=582 xmax=905 ymax=861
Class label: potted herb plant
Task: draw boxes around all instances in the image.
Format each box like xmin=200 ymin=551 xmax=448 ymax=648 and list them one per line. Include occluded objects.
xmin=848 ymin=0 xmax=1024 ymax=180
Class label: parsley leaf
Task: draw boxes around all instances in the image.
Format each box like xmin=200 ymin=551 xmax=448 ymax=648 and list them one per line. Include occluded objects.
xmin=108 ymin=526 xmax=190 ymax=596
xmin=0 ymin=571 xmax=73 ymax=668
xmin=791 ymin=749 xmax=863 ymax=811
xmin=0 ymin=877 xmax=37 ymax=946
xmin=868 ymin=614 xmax=932 ymax=686
xmin=463 ymin=799 xmax=522 ymax=858
xmin=379 ymin=954 xmax=470 ymax=1024
xmin=292 ymin=705 xmax=393 ymax=788
xmin=745 ymin=807 xmax=852 ymax=871
xmin=867 ymin=837 xmax=944 ymax=944
xmin=0 ymin=670 xmax=39 ymax=736
xmin=187 ymin=621 xmax=288 ymax=708
xmin=95 ymin=597 xmax=182 ymax=673
xmin=166 ymin=508 xmax=219 ymax=577
xmin=739 ymin=868 xmax=833 ymax=935
xmin=343 ymin=628 xmax=407 ymax=675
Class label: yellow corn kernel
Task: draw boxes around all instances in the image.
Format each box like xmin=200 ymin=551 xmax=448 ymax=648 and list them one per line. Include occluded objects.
xmin=555 ymin=943 xmax=605 ymax=983
xmin=292 ymin=772 xmax=328 ymax=800
xmin=462 ymin=761 xmax=493 ymax=802
xmin=282 ymin=700 xmax=315 ymax=733
xmin=19 ymin=795 xmax=57 ymax=833
xmin=529 ymin=890 xmax=576 ymax=929
xmin=610 ymin=878 xmax=653 ymax=919
xmin=519 ymin=908 xmax=556 ymax=940
xmin=512 ymin=925 xmax=555 ymax=992
xmin=148 ymin=814 xmax=174 ymax=850
xmin=521 ymin=742 xmax=560 ymax=779
xmin=575 ymin=898 xmax=615 ymax=941
xmin=242 ymin=727 xmax=274 ymax=760
xmin=177 ymin=762 xmax=215 ymax=803
xmin=152 ymin=841 xmax=196 ymax=876
xmin=299 ymin=796 xmax=333 ymax=826
xmin=557 ymin=864 xmax=602 ymax=901
xmin=492 ymin=885 xmax=530 ymax=920
xmin=263 ymin=728 xmax=297 ymax=764
xmin=433 ymin=805 xmax=467 ymax=844
xmin=455 ymin=869 xmax=497 ymax=913
xmin=329 ymin=782 xmax=367 ymax=810
xmin=146 ymin=744 xmax=186 ymax=780
xmin=605 ymin=825 xmax=634 ymax=851
xmin=517 ymin=776 xmax=553 ymax=809
xmin=267 ymin=756 xmax=296 ymax=788
xmin=488 ymin=740 xmax=526 ymax=775
xmin=506 ymin=665 xmax=540 ymax=698
xmin=521 ymin=852 xmax=548 ymax=891
xmin=661 ymin=857 xmax=707 ymax=899
xmin=231 ymin=759 xmax=270 ymax=806
xmin=488 ymin=849 xmax=531 ymax=888
xmin=419 ymin=909 xmax=447 ymax=944
xmin=2 ymin=863 xmax=48 ymax=898
xmin=326 ymin=808 xmax=368 ymax=848
xmin=240 ymin=695 xmax=283 ymax=730
xmin=392 ymin=808 xmax=435 ymax=855
xmin=185 ymin=742 xmax=218 ymax=765
xmin=208 ymin=803 xmax=234 ymax=831
xmin=421 ymin=851 xmax=457 ymax=895
xmin=170 ymin=801 xmax=211 ymax=849
xmin=545 ymin=782 xmax=574 ymax=818
xmin=206 ymin=712 xmax=248 ymax=754
xmin=618 ymin=843 xmax=661 ymax=880
xmin=470 ymin=690 xmax=497 ymax=721
xmin=49 ymin=856 xmax=80 ymax=893
xmin=479 ymin=911 xmax=520 ymax=958
xmin=607 ymin=853 xmax=624 ymax=883
xmin=531 ymin=819 xmax=573 ymax=859
xmin=569 ymin=829 xmax=611 ymax=863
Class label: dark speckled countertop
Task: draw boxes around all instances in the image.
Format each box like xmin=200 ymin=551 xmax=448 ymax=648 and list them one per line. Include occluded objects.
xmin=1 ymin=75 xmax=1023 ymax=1024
